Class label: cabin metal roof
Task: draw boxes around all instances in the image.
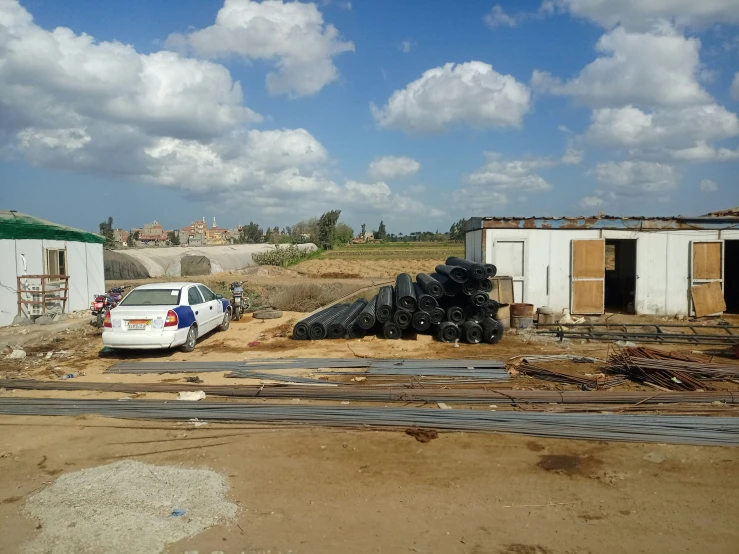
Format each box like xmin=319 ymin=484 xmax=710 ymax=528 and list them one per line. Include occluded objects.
xmin=465 ymin=215 xmax=739 ymax=232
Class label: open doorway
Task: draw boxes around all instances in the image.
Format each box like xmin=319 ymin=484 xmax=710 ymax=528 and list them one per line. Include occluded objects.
xmin=604 ymin=239 xmax=637 ymax=312
xmin=725 ymin=240 xmax=739 ymax=314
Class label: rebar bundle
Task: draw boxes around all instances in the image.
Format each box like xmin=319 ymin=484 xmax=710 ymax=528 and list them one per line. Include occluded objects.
xmin=2 ymin=398 xmax=736 ymax=446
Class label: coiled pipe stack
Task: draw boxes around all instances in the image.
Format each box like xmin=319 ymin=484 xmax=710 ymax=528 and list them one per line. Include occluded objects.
xmin=293 ymin=259 xmax=505 ymax=344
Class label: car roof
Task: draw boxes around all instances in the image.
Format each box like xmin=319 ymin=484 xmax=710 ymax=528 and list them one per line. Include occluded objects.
xmin=132 ymin=282 xmax=203 ymax=290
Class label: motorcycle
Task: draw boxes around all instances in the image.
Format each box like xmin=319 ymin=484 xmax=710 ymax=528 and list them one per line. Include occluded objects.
xmin=229 ymin=281 xmax=250 ymax=321
xmin=91 ymin=286 xmax=126 ymax=328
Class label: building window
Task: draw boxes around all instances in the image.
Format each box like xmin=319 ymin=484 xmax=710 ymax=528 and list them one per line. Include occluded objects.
xmin=45 ymin=249 xmax=67 ymax=277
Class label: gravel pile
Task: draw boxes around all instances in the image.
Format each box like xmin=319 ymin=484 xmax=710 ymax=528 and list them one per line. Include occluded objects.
xmin=23 ymin=460 xmax=237 ymax=554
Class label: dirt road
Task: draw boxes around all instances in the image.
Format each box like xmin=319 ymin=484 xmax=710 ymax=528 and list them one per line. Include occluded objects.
xmin=1 ymin=416 xmax=737 ymax=554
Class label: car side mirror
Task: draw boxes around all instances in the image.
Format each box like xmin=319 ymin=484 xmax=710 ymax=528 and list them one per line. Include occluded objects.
xmin=216 ymin=294 xmax=223 ymax=300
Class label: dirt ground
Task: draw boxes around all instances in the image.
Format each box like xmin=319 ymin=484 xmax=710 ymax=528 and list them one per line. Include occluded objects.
xmin=1 ymin=416 xmax=738 ymax=554
xmin=2 ymin=268 xmax=739 ymax=553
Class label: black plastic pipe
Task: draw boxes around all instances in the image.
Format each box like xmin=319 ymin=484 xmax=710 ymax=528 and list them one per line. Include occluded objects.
xmin=393 ymin=308 xmax=412 ymax=329
xmin=382 ymin=321 xmax=402 ymax=339
xmin=376 ymin=285 xmax=394 ymax=323
xmin=446 ymin=306 xmax=465 ymax=324
xmin=446 ymin=257 xmax=487 ymax=281
xmin=460 ymin=321 xmax=483 ymax=344
xmin=395 ymin=273 xmax=417 ymax=311
xmin=430 ymin=307 xmax=445 ymax=325
xmin=414 ymin=283 xmax=438 ymax=312
xmin=482 ymin=318 xmax=504 ymax=344
xmin=435 ymin=264 xmax=467 ymax=283
xmin=412 ymin=310 xmax=432 ymax=332
xmin=437 ymin=321 xmax=460 ymax=343
xmin=416 ymin=273 xmax=444 ymax=298
xmin=357 ymin=295 xmax=378 ymax=330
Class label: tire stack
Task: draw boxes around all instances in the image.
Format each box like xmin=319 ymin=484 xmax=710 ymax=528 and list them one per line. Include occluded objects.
xmin=293 ymin=257 xmax=505 ymax=344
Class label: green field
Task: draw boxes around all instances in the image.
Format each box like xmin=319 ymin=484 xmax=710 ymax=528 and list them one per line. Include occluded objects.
xmin=321 ymin=241 xmax=464 ymax=260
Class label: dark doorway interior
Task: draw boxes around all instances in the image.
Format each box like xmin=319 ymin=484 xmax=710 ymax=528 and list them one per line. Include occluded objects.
xmin=725 ymin=240 xmax=739 ymax=314
xmin=605 ymin=239 xmax=637 ymax=312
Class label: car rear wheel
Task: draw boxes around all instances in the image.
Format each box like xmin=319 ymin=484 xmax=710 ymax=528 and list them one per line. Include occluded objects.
xmin=181 ymin=325 xmax=197 ymax=352
xmin=219 ymin=310 xmax=231 ymax=332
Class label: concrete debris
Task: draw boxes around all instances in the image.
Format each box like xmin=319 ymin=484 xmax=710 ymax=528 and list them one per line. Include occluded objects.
xmin=11 ymin=315 xmax=33 ymax=326
xmin=616 ymin=340 xmax=637 ymax=347
xmin=437 ymin=402 xmax=452 ymax=410
xmin=34 ymin=315 xmax=54 ymax=326
xmin=6 ymin=349 xmax=26 ymax=360
xmin=176 ymin=391 xmax=206 ymax=401
xmin=22 ymin=460 xmax=237 ymax=554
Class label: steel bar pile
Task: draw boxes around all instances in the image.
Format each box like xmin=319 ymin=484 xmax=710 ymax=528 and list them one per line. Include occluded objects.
xmin=1 ymin=398 xmax=737 ymax=446
xmin=3 ymin=379 xmax=737 ymax=405
xmin=536 ymin=322 xmax=739 ymax=346
xmin=607 ymin=347 xmax=739 ymax=391
xmin=293 ymin=258 xmax=504 ymax=343
xmin=517 ymin=361 xmax=626 ymax=390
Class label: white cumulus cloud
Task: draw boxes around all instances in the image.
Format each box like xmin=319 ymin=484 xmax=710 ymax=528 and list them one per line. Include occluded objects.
xmin=371 ymin=62 xmax=531 ymax=134
xmin=166 ymin=0 xmax=354 ymax=97
xmin=484 ymin=5 xmax=517 ymax=28
xmin=467 ymin=153 xmax=555 ymax=192
xmin=592 ymin=160 xmax=680 ymax=195
xmin=532 ymin=24 xmax=710 ymax=108
xmin=554 ymin=0 xmax=739 ymax=29
xmin=699 ymin=179 xmax=719 ymax=192
xmin=368 ymin=155 xmax=420 ymax=180
xmin=580 ymin=195 xmax=605 ymax=209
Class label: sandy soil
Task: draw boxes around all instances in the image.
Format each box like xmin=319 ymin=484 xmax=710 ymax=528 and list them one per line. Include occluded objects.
xmin=292 ymin=258 xmax=446 ymax=279
xmin=1 ymin=416 xmax=738 ymax=554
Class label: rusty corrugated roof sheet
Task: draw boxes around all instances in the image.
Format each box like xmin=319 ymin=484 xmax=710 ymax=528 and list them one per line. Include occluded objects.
xmin=703 ymin=206 xmax=739 ymax=217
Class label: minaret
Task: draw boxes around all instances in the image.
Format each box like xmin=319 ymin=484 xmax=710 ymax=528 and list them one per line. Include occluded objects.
xmin=213 ymin=217 xmax=217 ymax=228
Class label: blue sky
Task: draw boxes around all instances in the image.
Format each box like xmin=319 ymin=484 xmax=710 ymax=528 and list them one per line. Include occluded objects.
xmin=1 ymin=0 xmax=737 ymax=235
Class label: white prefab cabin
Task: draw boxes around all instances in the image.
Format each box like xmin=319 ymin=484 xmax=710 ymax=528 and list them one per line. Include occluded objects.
xmin=0 ymin=211 xmax=106 ymax=327
xmin=464 ymin=214 xmax=739 ymax=316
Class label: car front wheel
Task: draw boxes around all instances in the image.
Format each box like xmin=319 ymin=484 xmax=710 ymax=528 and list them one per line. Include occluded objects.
xmin=181 ymin=325 xmax=198 ymax=352
xmin=219 ymin=310 xmax=231 ymax=332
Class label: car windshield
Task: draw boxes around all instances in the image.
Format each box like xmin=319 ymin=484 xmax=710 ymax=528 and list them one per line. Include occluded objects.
xmin=119 ymin=289 xmax=180 ymax=306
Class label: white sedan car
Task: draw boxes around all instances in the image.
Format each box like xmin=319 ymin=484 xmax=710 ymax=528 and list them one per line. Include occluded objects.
xmin=102 ymin=282 xmax=231 ymax=351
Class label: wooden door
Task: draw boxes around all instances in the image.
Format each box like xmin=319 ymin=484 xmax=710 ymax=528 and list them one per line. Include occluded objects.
xmin=571 ymin=239 xmax=605 ymax=315
xmin=690 ymin=241 xmax=725 ymax=316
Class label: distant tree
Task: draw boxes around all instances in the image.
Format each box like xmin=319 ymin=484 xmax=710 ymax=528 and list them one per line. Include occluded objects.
xmin=240 ymin=222 xmax=263 ymax=244
xmin=99 ymin=217 xmax=114 ymax=244
xmin=167 ymin=231 xmax=180 ymax=246
xmin=361 ymin=223 xmax=366 ymax=237
xmin=377 ymin=220 xmax=387 ymax=241
xmin=334 ymin=222 xmax=354 ymax=245
xmin=449 ymin=218 xmax=468 ymax=242
xmin=126 ymin=231 xmax=135 ymax=247
xmin=318 ymin=210 xmax=341 ymax=249
xmin=291 ymin=218 xmax=319 ymax=243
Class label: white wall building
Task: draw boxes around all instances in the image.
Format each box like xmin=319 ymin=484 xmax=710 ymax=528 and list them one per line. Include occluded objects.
xmin=0 ymin=211 xmax=106 ymax=327
xmin=465 ymin=214 xmax=739 ymax=316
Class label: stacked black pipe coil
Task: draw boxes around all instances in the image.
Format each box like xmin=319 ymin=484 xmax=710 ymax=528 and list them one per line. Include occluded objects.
xmin=292 ymin=257 xmax=506 ymax=344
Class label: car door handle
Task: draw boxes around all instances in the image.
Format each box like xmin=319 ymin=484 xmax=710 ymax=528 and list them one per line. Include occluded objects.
xmin=210 ymin=306 xmax=213 ymax=310
xmin=195 ymin=311 xmax=199 ymax=315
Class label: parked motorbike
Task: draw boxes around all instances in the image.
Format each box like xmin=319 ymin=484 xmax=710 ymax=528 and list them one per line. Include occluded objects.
xmin=91 ymin=286 xmax=126 ymax=328
xmin=229 ymin=281 xmax=250 ymax=321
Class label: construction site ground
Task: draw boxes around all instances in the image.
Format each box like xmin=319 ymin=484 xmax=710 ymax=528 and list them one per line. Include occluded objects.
xmin=1 ymin=268 xmax=739 ymax=553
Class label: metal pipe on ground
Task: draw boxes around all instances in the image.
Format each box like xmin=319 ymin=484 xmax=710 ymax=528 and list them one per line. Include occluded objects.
xmin=416 ymin=273 xmax=444 ymax=298
xmin=446 ymin=257 xmax=487 ymax=281
xmin=3 ymin=398 xmax=735 ymax=446
xmin=376 ymin=286 xmax=394 ymax=323
xmin=395 ymin=273 xmax=417 ymax=311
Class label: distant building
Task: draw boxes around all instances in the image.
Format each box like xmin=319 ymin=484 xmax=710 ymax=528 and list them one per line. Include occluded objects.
xmin=112 ymin=229 xmax=129 ymax=246
xmin=138 ymin=220 xmax=167 ymax=244
xmin=182 ymin=217 xmax=229 ymax=246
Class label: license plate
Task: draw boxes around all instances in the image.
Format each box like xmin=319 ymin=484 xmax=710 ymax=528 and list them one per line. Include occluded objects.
xmin=128 ymin=320 xmax=149 ymax=330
